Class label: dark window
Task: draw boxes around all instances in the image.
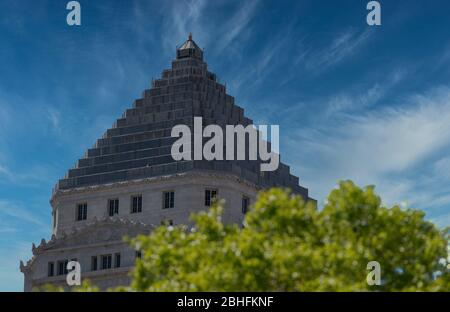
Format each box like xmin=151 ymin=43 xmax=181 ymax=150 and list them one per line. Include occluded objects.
xmin=57 ymin=260 xmax=68 ymax=275
xmin=91 ymin=256 xmax=97 ymax=271
xmin=101 ymin=254 xmax=112 ymax=270
xmin=48 ymin=262 xmax=54 ymax=277
xmin=205 ymin=189 xmax=218 ymax=206
xmin=76 ymin=203 xmax=87 ymax=221
xmin=57 ymin=261 xmax=64 ymax=275
xmin=135 ymin=251 xmax=142 ymax=259
xmin=242 ymin=196 xmax=250 ymax=214
xmin=108 ymin=199 xmax=119 ymax=216
xmin=163 ymin=191 xmax=175 ymax=209
xmin=115 ymin=253 xmax=121 ymax=268
xmin=52 ymin=210 xmax=56 ymax=229
xmin=131 ymin=196 xmax=142 ymax=213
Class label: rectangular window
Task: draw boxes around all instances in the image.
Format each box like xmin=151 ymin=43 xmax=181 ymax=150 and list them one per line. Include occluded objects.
xmin=163 ymin=191 xmax=175 ymax=209
xmin=115 ymin=253 xmax=121 ymax=268
xmin=205 ymin=189 xmax=218 ymax=206
xmin=91 ymin=256 xmax=97 ymax=271
xmin=135 ymin=251 xmax=142 ymax=259
xmin=58 ymin=262 xmax=63 ymax=275
xmin=48 ymin=262 xmax=54 ymax=277
xmin=101 ymin=254 xmax=112 ymax=270
xmin=52 ymin=210 xmax=56 ymax=229
xmin=131 ymin=195 xmax=142 ymax=214
xmin=76 ymin=203 xmax=87 ymax=221
xmin=57 ymin=260 xmax=68 ymax=276
xmin=242 ymin=196 xmax=250 ymax=214
xmin=57 ymin=261 xmax=64 ymax=275
xmin=108 ymin=199 xmax=119 ymax=216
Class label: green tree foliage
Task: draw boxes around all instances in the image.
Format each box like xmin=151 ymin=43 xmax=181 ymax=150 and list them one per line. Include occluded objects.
xmin=128 ymin=181 xmax=450 ymax=291
xmin=36 ymin=279 xmax=99 ymax=292
xmin=38 ymin=181 xmax=450 ymax=292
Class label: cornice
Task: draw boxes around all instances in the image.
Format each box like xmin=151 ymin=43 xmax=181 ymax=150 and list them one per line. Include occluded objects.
xmin=50 ymin=170 xmax=260 ymax=205
xmin=21 ymin=217 xmax=154 ymax=272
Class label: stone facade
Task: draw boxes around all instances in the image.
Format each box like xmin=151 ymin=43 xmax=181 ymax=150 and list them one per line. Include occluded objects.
xmin=21 ymin=34 xmax=314 ymax=291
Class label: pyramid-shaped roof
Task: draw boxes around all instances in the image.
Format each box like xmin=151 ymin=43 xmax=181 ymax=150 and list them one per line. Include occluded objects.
xmin=53 ymin=35 xmax=312 ymax=202
xmin=176 ymin=33 xmax=203 ymax=60
xmin=179 ymin=33 xmax=201 ymax=50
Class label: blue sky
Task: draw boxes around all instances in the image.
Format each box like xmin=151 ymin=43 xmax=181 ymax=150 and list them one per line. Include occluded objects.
xmin=0 ymin=0 xmax=450 ymax=291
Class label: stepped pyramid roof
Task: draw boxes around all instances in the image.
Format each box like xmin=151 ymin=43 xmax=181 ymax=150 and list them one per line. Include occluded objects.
xmin=54 ymin=34 xmax=313 ymax=202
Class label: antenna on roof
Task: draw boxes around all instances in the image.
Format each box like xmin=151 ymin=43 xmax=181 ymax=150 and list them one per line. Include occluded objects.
xmin=189 ymin=32 xmax=192 ymax=41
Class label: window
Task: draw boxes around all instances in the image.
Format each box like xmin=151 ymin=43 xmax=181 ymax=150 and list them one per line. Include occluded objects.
xmin=76 ymin=203 xmax=87 ymax=221
xmin=131 ymin=195 xmax=142 ymax=213
xmin=91 ymin=256 xmax=97 ymax=271
xmin=63 ymin=260 xmax=68 ymax=274
xmin=163 ymin=191 xmax=175 ymax=209
xmin=48 ymin=262 xmax=54 ymax=277
xmin=115 ymin=253 xmax=121 ymax=268
xmin=242 ymin=196 xmax=250 ymax=214
xmin=57 ymin=260 xmax=68 ymax=276
xmin=108 ymin=199 xmax=119 ymax=216
xmin=205 ymin=189 xmax=218 ymax=206
xmin=57 ymin=261 xmax=64 ymax=275
xmin=135 ymin=251 xmax=142 ymax=259
xmin=101 ymin=254 xmax=112 ymax=270
xmin=52 ymin=210 xmax=56 ymax=229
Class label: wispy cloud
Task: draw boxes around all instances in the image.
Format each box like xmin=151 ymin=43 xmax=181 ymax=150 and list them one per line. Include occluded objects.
xmin=436 ymin=42 xmax=450 ymax=72
xmin=432 ymin=212 xmax=450 ymax=228
xmin=0 ymin=163 xmax=56 ymax=187
xmin=433 ymin=156 xmax=450 ymax=180
xmin=215 ymin=0 xmax=260 ymax=53
xmin=288 ymin=86 xmax=450 ymax=216
xmin=227 ymin=18 xmax=299 ymax=97
xmin=159 ymin=0 xmax=260 ymax=61
xmin=302 ymin=28 xmax=372 ymax=74
xmin=161 ymin=0 xmax=209 ymax=53
xmin=46 ymin=107 xmax=61 ymax=132
xmin=325 ymin=83 xmax=385 ymax=116
xmin=325 ymin=68 xmax=407 ymax=116
xmin=229 ymin=30 xmax=290 ymax=92
xmin=0 ymin=221 xmax=17 ymax=233
xmin=0 ymin=200 xmax=47 ymax=228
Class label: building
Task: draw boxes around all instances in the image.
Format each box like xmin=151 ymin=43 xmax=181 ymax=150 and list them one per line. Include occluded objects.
xmin=20 ymin=34 xmax=314 ymax=291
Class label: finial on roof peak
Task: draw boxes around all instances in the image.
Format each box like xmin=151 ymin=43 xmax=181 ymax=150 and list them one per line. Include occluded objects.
xmin=177 ymin=32 xmax=203 ymax=60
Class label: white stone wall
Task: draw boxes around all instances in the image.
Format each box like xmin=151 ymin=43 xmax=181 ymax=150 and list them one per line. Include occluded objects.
xmin=24 ymin=172 xmax=259 ymax=291
xmin=25 ymin=241 xmax=133 ymax=291
xmin=52 ymin=171 xmax=259 ymax=236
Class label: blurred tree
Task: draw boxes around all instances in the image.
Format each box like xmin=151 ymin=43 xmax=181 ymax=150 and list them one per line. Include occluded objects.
xmin=127 ymin=181 xmax=450 ymax=291
xmin=36 ymin=279 xmax=99 ymax=292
